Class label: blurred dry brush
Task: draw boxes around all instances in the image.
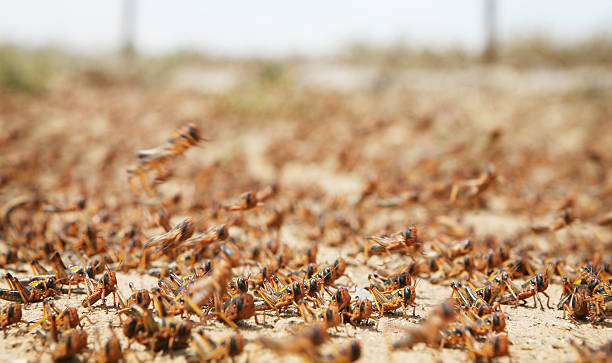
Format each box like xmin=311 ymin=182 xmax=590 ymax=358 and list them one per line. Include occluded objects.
xmin=340 ymin=33 xmax=612 ymax=68
xmin=2 ymin=34 xmax=612 ymax=94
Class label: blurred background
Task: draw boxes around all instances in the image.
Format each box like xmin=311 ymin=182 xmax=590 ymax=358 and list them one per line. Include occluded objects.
xmin=1 ymin=0 xmax=611 ymax=202
xmin=1 ymin=1 xmax=612 ymax=57
xmin=1 ymin=0 xmax=612 ymax=93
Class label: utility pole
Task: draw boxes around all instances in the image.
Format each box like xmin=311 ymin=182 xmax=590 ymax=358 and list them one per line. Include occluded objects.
xmin=483 ymin=0 xmax=497 ymax=63
xmin=121 ymin=0 xmax=136 ymax=59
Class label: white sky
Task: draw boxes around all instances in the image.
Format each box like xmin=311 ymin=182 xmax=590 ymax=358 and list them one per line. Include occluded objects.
xmin=0 ymin=1 xmax=610 ymax=57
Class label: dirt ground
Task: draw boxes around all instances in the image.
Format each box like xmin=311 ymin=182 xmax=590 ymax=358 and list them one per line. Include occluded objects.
xmin=0 ymin=62 xmax=611 ymax=362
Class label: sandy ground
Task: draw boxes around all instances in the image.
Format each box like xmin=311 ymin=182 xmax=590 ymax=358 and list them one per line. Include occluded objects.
xmin=2 ymin=254 xmax=611 ymax=363
xmin=1 ymin=225 xmax=611 ymax=363
xmin=1 ymin=63 xmax=611 ymax=362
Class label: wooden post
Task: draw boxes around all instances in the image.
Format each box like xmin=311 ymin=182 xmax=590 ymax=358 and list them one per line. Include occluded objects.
xmin=482 ymin=0 xmax=497 ymax=63
xmin=121 ymin=0 xmax=136 ymax=59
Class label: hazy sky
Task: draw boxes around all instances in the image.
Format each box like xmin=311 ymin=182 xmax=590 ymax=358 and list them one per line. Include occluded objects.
xmin=1 ymin=1 xmax=611 ymax=56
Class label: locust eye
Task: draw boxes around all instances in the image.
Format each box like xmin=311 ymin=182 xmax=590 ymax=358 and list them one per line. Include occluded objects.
xmin=312 ymin=327 xmax=323 ymax=345
xmin=188 ymin=125 xmax=199 ymax=141
xmin=442 ymin=301 xmax=453 ymax=317
xmin=292 ymin=282 xmax=302 ymax=298
xmin=324 ymin=267 xmax=332 ymax=279
xmin=564 ymin=209 xmax=571 ymax=223
xmin=493 ymin=314 xmax=500 ymax=326
xmin=229 ymin=336 xmax=239 ymax=355
xmin=238 ymin=278 xmax=247 ymax=292
xmin=308 ymin=264 xmax=315 ymax=276
xmin=404 ymin=286 xmax=412 ymax=299
xmin=125 ymin=319 xmax=137 ymax=336
xmin=399 ymin=272 xmax=407 ymax=286
xmin=484 ymin=286 xmax=491 ymax=301
xmin=536 ymin=274 xmax=544 ymax=289
xmin=351 ymin=341 xmax=361 ymax=359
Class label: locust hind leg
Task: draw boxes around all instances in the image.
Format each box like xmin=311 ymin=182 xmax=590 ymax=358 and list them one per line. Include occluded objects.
xmin=542 ymin=291 xmax=552 ymax=309
xmin=534 ymin=291 xmax=545 ymax=311
xmin=363 ymin=239 xmax=369 ymax=264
